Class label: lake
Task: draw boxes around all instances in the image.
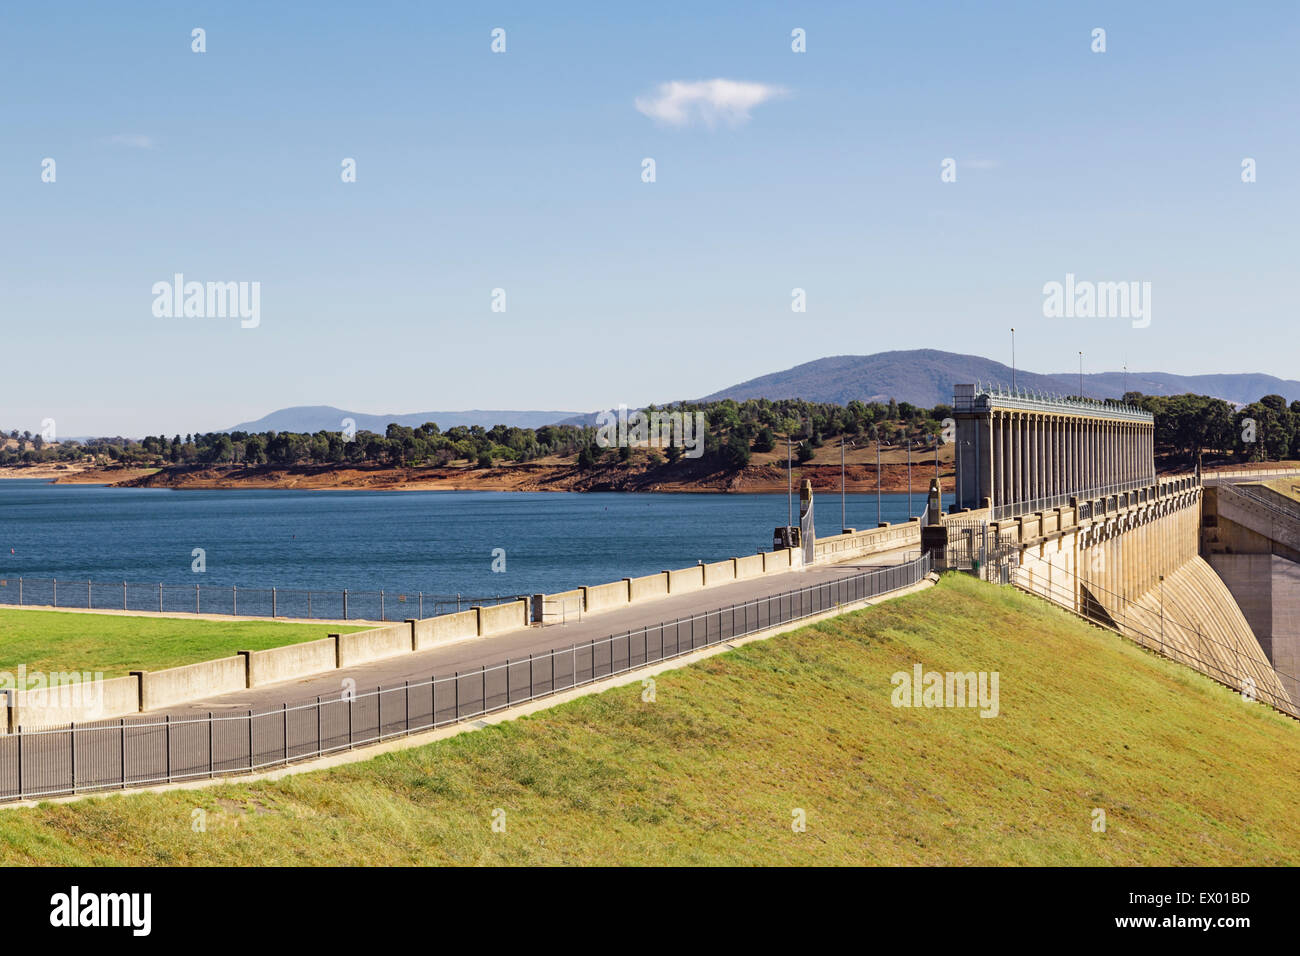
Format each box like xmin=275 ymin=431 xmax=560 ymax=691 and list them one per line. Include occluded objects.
xmin=0 ymin=480 xmax=947 ymax=615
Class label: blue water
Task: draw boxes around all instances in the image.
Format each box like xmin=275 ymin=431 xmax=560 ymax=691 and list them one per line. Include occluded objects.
xmin=0 ymin=480 xmax=945 ymax=600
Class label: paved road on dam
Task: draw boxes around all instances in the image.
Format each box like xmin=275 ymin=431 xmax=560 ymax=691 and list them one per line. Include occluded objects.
xmin=162 ymin=549 xmax=912 ymax=718
xmin=0 ymin=547 xmax=924 ymax=802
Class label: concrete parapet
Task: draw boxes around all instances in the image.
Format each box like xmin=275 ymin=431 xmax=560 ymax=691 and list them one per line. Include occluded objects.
xmin=734 ymin=554 xmax=764 ymax=581
xmin=243 ymin=636 xmax=339 ymax=688
xmin=133 ymin=656 xmax=248 ymax=712
xmin=414 ymin=609 xmax=480 ymax=649
xmin=5 ymin=674 xmax=142 ymax=732
xmin=627 ymin=572 xmax=670 ymax=603
xmin=582 ymin=579 xmax=629 ymax=614
xmin=667 ymin=565 xmax=705 ymax=595
xmin=703 ymin=560 xmax=734 ymax=588
xmin=763 ymin=549 xmax=792 ymax=573
xmin=539 ymin=589 xmax=584 ymax=624
xmin=336 ymin=622 xmax=413 ymax=668
xmin=476 ymin=600 xmax=528 ymax=637
xmin=812 ymin=522 xmax=922 ymax=563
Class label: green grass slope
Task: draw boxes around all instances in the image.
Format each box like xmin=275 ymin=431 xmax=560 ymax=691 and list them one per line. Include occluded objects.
xmin=1 ymin=574 xmax=1296 ymax=866
xmin=0 ymin=609 xmax=365 ymax=682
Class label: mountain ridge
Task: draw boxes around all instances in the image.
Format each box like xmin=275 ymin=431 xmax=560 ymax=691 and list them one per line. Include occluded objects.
xmin=230 ymin=352 xmax=1300 ymax=434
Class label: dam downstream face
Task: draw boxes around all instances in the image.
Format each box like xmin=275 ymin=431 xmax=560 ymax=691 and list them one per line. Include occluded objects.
xmin=0 ymin=481 xmax=952 ymax=598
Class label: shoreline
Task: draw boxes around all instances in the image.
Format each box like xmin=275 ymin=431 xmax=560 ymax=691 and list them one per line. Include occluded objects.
xmin=0 ymin=461 xmax=957 ymax=495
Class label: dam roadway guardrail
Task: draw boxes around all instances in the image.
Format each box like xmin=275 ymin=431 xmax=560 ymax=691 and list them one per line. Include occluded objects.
xmin=0 ymin=553 xmax=931 ymax=803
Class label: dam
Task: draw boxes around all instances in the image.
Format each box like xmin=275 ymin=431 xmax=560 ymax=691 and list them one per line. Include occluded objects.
xmin=940 ymin=383 xmax=1296 ymax=718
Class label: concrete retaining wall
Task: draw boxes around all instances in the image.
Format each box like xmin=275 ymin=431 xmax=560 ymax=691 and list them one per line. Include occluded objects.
xmin=627 ymin=572 xmax=669 ymax=602
xmin=135 ymin=656 xmax=248 ymax=712
xmin=415 ymin=609 xmax=479 ymax=650
xmin=667 ymin=565 xmax=705 ymax=594
xmin=478 ymin=600 xmax=528 ymax=637
xmin=6 ymin=674 xmax=142 ymax=731
xmin=337 ymin=622 xmax=413 ymax=668
xmin=245 ymin=636 xmax=339 ymax=688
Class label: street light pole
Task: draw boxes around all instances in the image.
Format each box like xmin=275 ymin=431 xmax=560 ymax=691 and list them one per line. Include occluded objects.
xmin=875 ymin=427 xmax=882 ymax=526
xmin=1078 ymin=351 xmax=1084 ymax=399
xmin=1011 ymin=327 xmax=1016 ymax=390
xmin=907 ymin=438 xmax=912 ymax=517
xmin=841 ymin=437 xmax=852 ymax=532
xmin=787 ymin=435 xmax=793 ymax=530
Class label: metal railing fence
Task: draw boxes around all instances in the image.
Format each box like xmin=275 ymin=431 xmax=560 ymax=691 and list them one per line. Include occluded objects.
xmin=1011 ymin=566 xmax=1298 ymax=721
xmin=0 ymin=577 xmax=523 ymax=622
xmin=1220 ymin=482 xmax=1300 ymax=525
xmin=1203 ymin=466 xmax=1300 ymax=486
xmin=991 ymin=476 xmax=1154 ymax=522
xmin=0 ymin=553 xmax=932 ymax=802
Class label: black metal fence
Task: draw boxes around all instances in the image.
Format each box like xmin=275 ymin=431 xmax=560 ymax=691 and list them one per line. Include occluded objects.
xmin=1012 ymin=566 xmax=1299 ymax=721
xmin=0 ymin=553 xmax=932 ymax=802
xmin=0 ymin=577 xmax=523 ymax=621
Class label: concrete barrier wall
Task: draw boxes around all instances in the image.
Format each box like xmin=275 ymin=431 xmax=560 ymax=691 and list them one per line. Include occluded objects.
xmin=136 ymin=656 xmax=247 ymax=712
xmin=541 ymin=589 xmax=584 ymax=622
xmin=667 ymin=565 xmax=705 ymax=594
xmin=583 ymin=580 xmax=628 ymax=613
xmin=704 ymin=560 xmax=734 ymax=588
xmin=763 ymin=549 xmax=793 ymax=573
xmin=6 ymin=674 xmax=141 ymax=731
xmin=478 ymin=600 xmax=528 ymax=637
xmin=627 ymin=572 xmax=669 ymax=602
xmin=415 ymin=609 xmax=479 ymax=650
xmin=813 ymin=522 xmax=921 ymax=563
xmin=246 ymin=637 xmax=338 ymax=688
xmin=337 ymin=622 xmax=413 ymax=668
xmin=734 ymin=554 xmax=764 ymax=581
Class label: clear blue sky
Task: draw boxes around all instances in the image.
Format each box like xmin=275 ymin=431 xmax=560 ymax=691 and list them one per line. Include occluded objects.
xmin=2 ymin=1 xmax=1296 ymax=436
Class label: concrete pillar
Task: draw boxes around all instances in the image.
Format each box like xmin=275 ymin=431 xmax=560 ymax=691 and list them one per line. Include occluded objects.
xmin=1053 ymin=416 xmax=1060 ymax=500
xmin=1018 ymin=413 xmax=1026 ymax=508
xmin=1031 ymin=414 xmax=1039 ymax=504
xmin=1084 ymin=418 xmax=1091 ymax=494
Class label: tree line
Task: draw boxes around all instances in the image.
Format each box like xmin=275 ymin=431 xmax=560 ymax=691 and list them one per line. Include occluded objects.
xmin=2 ymin=391 xmax=1295 ymax=470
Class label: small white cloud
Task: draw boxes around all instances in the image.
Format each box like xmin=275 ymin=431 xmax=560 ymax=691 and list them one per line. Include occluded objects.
xmin=635 ymin=79 xmax=787 ymax=128
xmin=107 ymin=134 xmax=156 ymax=149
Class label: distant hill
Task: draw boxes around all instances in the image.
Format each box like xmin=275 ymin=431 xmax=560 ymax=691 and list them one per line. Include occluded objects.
xmin=225 ymin=406 xmax=580 ymax=434
xmin=225 ymin=353 xmax=1300 ymax=438
xmin=695 ymin=350 xmax=1300 ymax=408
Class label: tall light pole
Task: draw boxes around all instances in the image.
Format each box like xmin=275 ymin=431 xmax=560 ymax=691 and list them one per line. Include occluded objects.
xmin=840 ymin=437 xmax=855 ymax=533
xmin=907 ymin=437 xmax=913 ymax=517
xmin=786 ymin=434 xmax=794 ymax=530
xmin=1010 ymin=327 xmax=1016 ymax=390
xmin=1078 ymin=351 xmax=1084 ymax=399
xmin=875 ymin=426 xmax=882 ymax=526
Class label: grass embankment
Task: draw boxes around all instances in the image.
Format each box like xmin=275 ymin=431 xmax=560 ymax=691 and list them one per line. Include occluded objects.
xmin=1 ymin=574 xmax=1297 ymax=865
xmin=0 ymin=609 xmax=366 ymax=682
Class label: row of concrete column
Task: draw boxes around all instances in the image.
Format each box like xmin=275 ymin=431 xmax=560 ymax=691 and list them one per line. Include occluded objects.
xmin=988 ymin=411 xmax=1155 ymax=510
